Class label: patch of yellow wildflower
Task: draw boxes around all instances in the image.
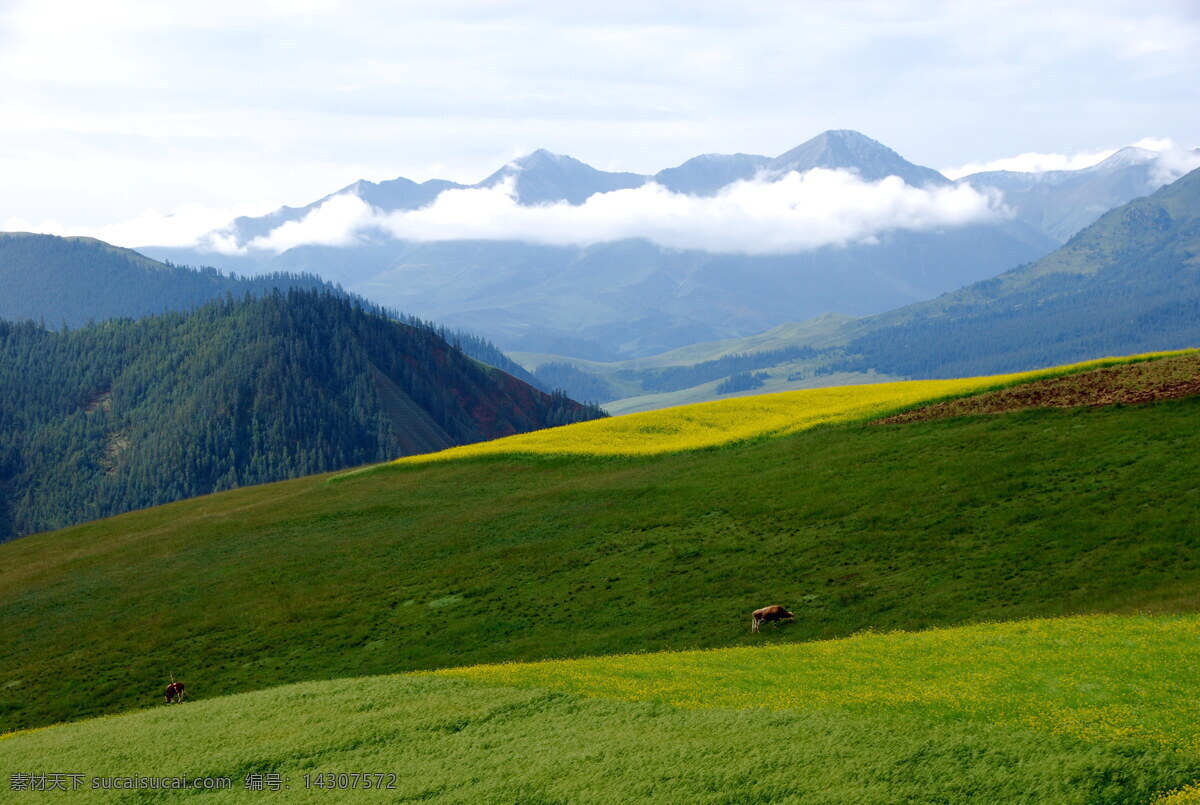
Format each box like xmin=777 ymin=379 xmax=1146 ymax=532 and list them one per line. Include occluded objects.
xmin=1157 ymin=784 xmax=1200 ymax=804
xmin=432 ymin=614 xmax=1200 ymax=755
xmin=394 ymin=351 xmax=1191 ymax=464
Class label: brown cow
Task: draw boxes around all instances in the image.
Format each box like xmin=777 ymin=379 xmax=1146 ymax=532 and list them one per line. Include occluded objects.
xmin=751 ymin=605 xmax=795 ymax=633
xmin=164 ymin=681 xmax=186 ymax=704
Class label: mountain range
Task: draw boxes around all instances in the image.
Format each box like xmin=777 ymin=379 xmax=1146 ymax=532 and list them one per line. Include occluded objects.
xmin=827 ymin=165 xmax=1200 ymax=378
xmin=502 ymin=166 xmax=1200 ymax=410
xmin=144 ymin=130 xmax=1194 ymax=360
xmin=957 ymin=145 xmax=1189 ymax=243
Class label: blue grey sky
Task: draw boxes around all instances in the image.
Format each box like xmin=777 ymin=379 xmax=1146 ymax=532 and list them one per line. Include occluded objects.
xmin=1 ymin=0 xmax=1196 ymax=246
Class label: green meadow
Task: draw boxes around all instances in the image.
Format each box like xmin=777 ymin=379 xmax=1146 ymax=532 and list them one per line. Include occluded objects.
xmin=1 ymin=397 xmax=1197 ymax=732
xmin=2 ymin=615 xmax=1199 ymax=803
xmin=1 ymin=353 xmax=1198 ymax=802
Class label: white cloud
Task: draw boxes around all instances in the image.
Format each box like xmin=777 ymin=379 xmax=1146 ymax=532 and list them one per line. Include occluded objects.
xmin=942 ymin=138 xmax=1200 ymax=187
xmin=237 ymin=169 xmax=1007 ymax=256
xmin=238 ymin=193 xmax=380 ymax=253
xmin=941 ymin=148 xmax=1122 ymax=179
xmin=2 ymin=1 xmax=1198 ymax=230
xmin=1131 ymin=137 xmax=1175 ymax=152
xmin=1152 ymin=146 xmax=1200 ymax=186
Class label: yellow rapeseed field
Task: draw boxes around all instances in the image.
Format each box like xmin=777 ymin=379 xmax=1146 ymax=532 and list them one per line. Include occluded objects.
xmin=395 ymin=351 xmax=1190 ymax=464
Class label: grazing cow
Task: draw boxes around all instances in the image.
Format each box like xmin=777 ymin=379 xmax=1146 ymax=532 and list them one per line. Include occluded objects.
xmin=751 ymin=605 xmax=795 ymax=633
xmin=164 ymin=681 xmax=186 ymax=704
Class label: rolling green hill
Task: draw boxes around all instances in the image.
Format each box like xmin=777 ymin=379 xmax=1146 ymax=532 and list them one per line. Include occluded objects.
xmin=514 ymin=314 xmax=867 ymax=410
xmin=0 ymin=353 xmax=1197 ymax=734
xmin=4 ymin=615 xmax=1199 ymax=803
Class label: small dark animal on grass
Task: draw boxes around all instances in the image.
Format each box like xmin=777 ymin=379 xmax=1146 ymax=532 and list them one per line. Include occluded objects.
xmin=164 ymin=681 xmax=186 ymax=704
xmin=751 ymin=605 xmax=795 ymax=633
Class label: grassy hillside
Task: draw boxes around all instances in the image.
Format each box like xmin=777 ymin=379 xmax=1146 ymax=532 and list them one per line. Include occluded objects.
xmin=877 ymin=352 xmax=1200 ymax=424
xmin=440 ymin=614 xmax=1200 ymax=754
xmin=3 ymin=616 xmax=1199 ymax=803
xmin=0 ymin=352 xmax=1197 ymax=733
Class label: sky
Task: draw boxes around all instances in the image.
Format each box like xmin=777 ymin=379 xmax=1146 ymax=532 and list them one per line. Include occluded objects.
xmin=1 ymin=0 xmax=1197 ymax=250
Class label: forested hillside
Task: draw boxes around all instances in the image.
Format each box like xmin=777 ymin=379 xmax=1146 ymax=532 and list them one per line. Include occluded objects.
xmin=0 ymin=290 xmax=603 ymax=541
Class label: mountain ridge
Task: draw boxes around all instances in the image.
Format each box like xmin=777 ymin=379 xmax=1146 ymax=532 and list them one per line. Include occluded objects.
xmin=136 ymin=132 xmax=1189 ymax=360
xmin=203 ymin=129 xmax=956 ymax=249
xmin=522 ymin=168 xmax=1200 ymax=408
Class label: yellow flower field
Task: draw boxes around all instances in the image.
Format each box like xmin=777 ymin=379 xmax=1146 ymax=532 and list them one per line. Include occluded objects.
xmin=396 ymin=350 xmax=1191 ymax=463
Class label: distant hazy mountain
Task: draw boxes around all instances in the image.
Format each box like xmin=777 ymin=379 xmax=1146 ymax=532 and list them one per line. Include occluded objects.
xmin=250 ymin=218 xmax=1052 ymax=358
xmin=226 ymin=177 xmax=467 ymax=247
xmin=167 ymin=129 xmax=963 ymax=256
xmin=653 ymin=153 xmax=772 ymax=195
xmin=957 ymin=146 xmax=1199 ymax=243
xmin=0 ymin=232 xmax=333 ymax=328
xmin=648 ymin=130 xmax=950 ymax=195
xmin=478 ymin=149 xmax=647 ymax=204
xmin=145 ymin=130 xmax=1062 ymax=359
xmin=827 ymin=167 xmax=1200 ymax=377
xmin=535 ymin=168 xmax=1200 ymax=410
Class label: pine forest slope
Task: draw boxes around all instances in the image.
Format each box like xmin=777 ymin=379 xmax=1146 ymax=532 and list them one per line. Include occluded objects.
xmin=0 ymin=290 xmax=602 ymax=542
xmin=0 ymin=353 xmax=1197 ymax=732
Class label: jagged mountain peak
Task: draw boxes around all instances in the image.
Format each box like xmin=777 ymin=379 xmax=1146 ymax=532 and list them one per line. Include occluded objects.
xmin=510 ymin=148 xmax=577 ymax=167
xmin=1083 ymin=146 xmax=1160 ymax=173
xmin=478 ymin=149 xmax=646 ymax=205
xmin=770 ymin=130 xmax=950 ymax=186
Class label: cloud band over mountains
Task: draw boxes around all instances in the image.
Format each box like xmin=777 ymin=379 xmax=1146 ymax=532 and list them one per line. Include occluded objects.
xmin=220 ymin=169 xmax=1008 ymax=256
